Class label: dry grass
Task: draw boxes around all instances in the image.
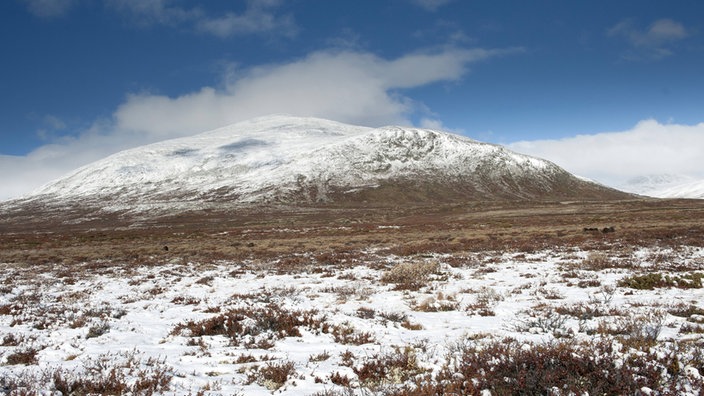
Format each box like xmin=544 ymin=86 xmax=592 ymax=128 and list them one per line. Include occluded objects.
xmin=381 ymin=261 xmax=440 ymax=291
xmin=2 ymin=199 xmax=704 ymax=268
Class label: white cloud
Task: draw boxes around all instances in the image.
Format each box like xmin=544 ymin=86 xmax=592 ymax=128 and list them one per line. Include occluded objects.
xmin=0 ymin=128 xmax=150 ymax=200
xmin=419 ymin=118 xmax=446 ymax=130
xmin=107 ymin=0 xmax=296 ymax=37
xmin=412 ymin=0 xmax=453 ymax=12
xmin=22 ymin=0 xmax=77 ymax=18
xmin=196 ymin=1 xmax=296 ymax=38
xmin=113 ymin=48 xmax=502 ymax=137
xmin=508 ymin=119 xmax=704 ymax=187
xmin=1 ymin=47 xmax=504 ymax=201
xmin=106 ymin=0 xmax=199 ymax=25
xmin=608 ymin=18 xmax=689 ymax=60
xmin=42 ymin=115 xmax=67 ymax=131
xmin=647 ymin=19 xmax=688 ymax=42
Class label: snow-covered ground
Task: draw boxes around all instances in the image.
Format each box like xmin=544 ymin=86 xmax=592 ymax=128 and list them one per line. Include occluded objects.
xmin=2 ymin=246 xmax=704 ymax=394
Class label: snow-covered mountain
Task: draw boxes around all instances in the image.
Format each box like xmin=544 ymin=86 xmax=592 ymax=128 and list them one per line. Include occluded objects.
xmin=2 ymin=115 xmax=631 ymax=225
xmin=619 ymin=174 xmax=704 ymax=199
xmin=619 ymin=174 xmax=695 ymax=196
xmin=648 ymin=180 xmax=704 ymax=199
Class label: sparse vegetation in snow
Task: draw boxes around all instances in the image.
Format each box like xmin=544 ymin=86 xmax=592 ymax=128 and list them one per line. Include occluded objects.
xmin=1 ymin=241 xmax=704 ymax=394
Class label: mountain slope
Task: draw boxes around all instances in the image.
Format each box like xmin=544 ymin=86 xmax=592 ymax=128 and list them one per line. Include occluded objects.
xmin=619 ymin=174 xmax=695 ymax=197
xmin=650 ymin=180 xmax=704 ymax=199
xmin=2 ymin=115 xmax=632 ymax=227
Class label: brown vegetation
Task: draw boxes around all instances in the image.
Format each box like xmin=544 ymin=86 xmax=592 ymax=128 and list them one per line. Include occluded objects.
xmin=1 ymin=199 xmax=704 ymax=268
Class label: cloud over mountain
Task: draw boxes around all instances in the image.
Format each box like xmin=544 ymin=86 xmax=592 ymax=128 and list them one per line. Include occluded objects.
xmin=0 ymin=47 xmax=505 ymax=200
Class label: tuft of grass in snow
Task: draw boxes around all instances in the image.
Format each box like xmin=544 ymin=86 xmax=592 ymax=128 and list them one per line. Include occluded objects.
xmin=381 ymin=261 xmax=440 ymax=291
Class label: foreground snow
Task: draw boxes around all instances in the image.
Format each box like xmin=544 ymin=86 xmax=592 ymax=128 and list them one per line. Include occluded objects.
xmin=2 ymin=246 xmax=704 ymax=394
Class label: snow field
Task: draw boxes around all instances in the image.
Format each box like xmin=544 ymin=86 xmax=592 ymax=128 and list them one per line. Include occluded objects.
xmin=1 ymin=246 xmax=704 ymax=394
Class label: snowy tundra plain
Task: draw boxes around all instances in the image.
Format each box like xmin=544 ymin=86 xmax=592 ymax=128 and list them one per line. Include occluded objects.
xmin=2 ymin=239 xmax=704 ymax=395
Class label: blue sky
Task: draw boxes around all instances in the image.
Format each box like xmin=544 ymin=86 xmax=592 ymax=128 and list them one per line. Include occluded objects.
xmin=1 ymin=0 xmax=703 ymax=199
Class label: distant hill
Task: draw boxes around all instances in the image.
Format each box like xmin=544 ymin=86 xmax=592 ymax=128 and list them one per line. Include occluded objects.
xmin=620 ymin=174 xmax=704 ymax=199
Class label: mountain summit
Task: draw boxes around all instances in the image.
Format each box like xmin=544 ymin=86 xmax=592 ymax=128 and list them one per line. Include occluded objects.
xmin=2 ymin=115 xmax=631 ymax=227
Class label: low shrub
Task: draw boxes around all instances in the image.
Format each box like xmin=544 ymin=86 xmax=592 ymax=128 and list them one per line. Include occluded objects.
xmin=381 ymin=261 xmax=440 ymax=291
xmin=86 ymin=322 xmax=110 ymax=339
xmin=172 ymin=304 xmax=325 ymax=347
xmin=247 ymin=360 xmax=296 ymax=391
xmin=353 ymin=347 xmax=426 ymax=388
xmin=465 ymin=286 xmax=503 ymax=316
xmin=5 ymin=348 xmax=39 ymax=365
xmin=668 ymin=303 xmax=704 ymax=318
xmin=330 ymin=323 xmax=375 ymax=345
xmin=414 ymin=295 xmax=458 ymax=312
xmin=580 ymin=252 xmax=613 ymax=270
xmin=393 ymin=337 xmax=703 ymax=395
xmin=1 ymin=351 xmax=172 ymax=394
xmin=619 ymin=272 xmax=703 ymax=290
